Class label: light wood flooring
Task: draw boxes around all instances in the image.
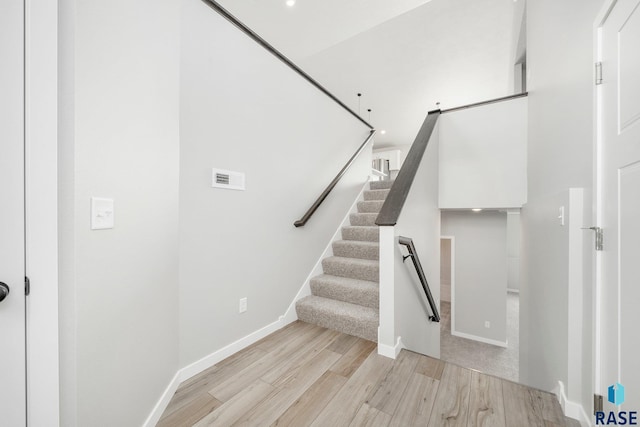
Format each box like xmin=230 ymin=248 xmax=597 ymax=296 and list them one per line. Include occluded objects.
xmin=158 ymin=321 xmax=579 ymax=427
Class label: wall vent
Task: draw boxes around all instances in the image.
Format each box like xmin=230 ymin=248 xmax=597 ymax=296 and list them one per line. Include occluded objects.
xmin=211 ymin=168 xmax=245 ymax=191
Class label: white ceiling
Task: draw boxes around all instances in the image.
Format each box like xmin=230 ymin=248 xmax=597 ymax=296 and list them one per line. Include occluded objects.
xmin=216 ymin=0 xmax=520 ymax=147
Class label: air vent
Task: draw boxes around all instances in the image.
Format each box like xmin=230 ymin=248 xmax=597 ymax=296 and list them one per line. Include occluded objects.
xmin=211 ymin=168 xmax=245 ymax=191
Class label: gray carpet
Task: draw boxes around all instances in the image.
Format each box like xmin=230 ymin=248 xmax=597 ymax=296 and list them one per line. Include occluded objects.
xmin=440 ymin=293 xmax=519 ymax=382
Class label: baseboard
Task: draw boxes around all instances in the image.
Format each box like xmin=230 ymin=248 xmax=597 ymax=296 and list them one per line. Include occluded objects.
xmin=507 ymin=288 xmax=520 ymax=294
xmin=281 ymin=178 xmax=371 ymax=323
xmin=378 ymin=336 xmax=404 ymax=359
xmin=451 ymin=329 xmax=508 ymax=348
xmin=553 ymin=381 xmax=592 ymax=427
xmin=142 ymin=371 xmax=181 ymax=427
xmin=143 ymin=317 xmax=290 ymax=427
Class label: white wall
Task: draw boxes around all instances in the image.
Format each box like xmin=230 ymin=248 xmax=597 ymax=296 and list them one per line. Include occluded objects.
xmin=441 ymin=211 xmax=508 ymax=344
xmin=58 ymin=0 xmax=181 ymax=425
xmin=439 ymin=97 xmax=528 ymax=209
xmin=521 ymin=0 xmax=600 ymax=417
xmin=507 ymin=211 xmax=521 ymax=291
xmin=179 ymin=0 xmax=372 ymax=368
xmin=379 ymin=123 xmax=441 ymax=359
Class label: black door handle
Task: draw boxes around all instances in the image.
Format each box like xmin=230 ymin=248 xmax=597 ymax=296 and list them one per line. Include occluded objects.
xmin=0 ymin=282 xmax=9 ymax=302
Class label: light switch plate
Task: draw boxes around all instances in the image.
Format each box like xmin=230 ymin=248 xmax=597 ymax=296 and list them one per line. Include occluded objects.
xmin=91 ymin=197 xmax=114 ymax=230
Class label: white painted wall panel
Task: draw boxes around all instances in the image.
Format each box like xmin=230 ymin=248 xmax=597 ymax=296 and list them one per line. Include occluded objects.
xmin=439 ymin=97 xmax=527 ymax=209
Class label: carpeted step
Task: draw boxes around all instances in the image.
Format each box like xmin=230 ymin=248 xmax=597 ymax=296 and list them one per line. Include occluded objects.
xmin=332 ymin=240 xmax=379 ymax=260
xmin=363 ymin=189 xmax=390 ymax=201
xmin=357 ymin=200 xmax=384 ymax=213
xmin=370 ymin=180 xmax=394 ymax=190
xmin=341 ymin=226 xmax=379 ymax=242
xmin=295 ymin=295 xmax=378 ymax=342
xmin=310 ymin=274 xmax=379 ymax=309
xmin=349 ymin=212 xmax=378 ymax=226
xmin=322 ymin=256 xmax=379 ymax=282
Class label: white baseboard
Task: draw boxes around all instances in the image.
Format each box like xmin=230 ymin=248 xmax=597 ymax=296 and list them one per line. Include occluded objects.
xmin=451 ymin=329 xmax=508 ymax=348
xmin=281 ymin=178 xmax=370 ymax=323
xmin=378 ymin=336 xmax=404 ymax=359
xmin=143 ymin=317 xmax=291 ymax=427
xmin=553 ymin=381 xmax=592 ymax=427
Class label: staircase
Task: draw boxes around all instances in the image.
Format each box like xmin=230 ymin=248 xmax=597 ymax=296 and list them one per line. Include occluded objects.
xmin=295 ymin=180 xmax=394 ymax=342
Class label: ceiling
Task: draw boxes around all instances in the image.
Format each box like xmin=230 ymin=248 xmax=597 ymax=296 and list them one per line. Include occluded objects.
xmin=216 ymin=0 xmax=521 ymax=147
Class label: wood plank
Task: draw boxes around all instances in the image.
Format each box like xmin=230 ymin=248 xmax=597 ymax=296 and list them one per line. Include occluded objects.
xmin=208 ymin=324 xmax=327 ymax=402
xmin=367 ymin=350 xmax=421 ymax=415
xmin=349 ymin=403 xmax=392 ymax=427
xmin=330 ymin=338 xmax=377 ymax=378
xmin=262 ymin=328 xmax=340 ymax=386
xmin=427 ymin=363 xmax=472 ymax=427
xmin=467 ymin=370 xmax=506 ymax=427
xmin=254 ymin=321 xmax=315 ymax=352
xmin=563 ymin=416 xmax=582 ymax=427
xmin=163 ymin=345 xmax=268 ymax=416
xmin=157 ymin=394 xmax=222 ymax=427
xmin=194 ymin=379 xmax=274 ymax=426
xmin=271 ymin=371 xmax=347 ymax=427
xmin=231 ymin=349 xmax=341 ymax=426
xmin=533 ymin=389 xmax=565 ymax=425
xmin=389 ymin=373 xmax=439 ymax=427
xmin=311 ymin=351 xmax=393 ymax=427
xmin=415 ymin=355 xmax=445 ymax=380
xmin=502 ymin=380 xmax=545 ymax=427
xmin=326 ymin=333 xmax=360 ymax=355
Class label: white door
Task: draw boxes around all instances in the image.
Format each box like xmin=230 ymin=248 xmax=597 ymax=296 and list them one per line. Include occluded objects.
xmin=598 ymin=0 xmax=640 ymax=413
xmin=0 ymin=0 xmax=27 ymax=425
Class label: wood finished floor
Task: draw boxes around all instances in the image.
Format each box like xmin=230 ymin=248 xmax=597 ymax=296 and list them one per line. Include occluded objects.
xmin=158 ymin=321 xmax=579 ymax=427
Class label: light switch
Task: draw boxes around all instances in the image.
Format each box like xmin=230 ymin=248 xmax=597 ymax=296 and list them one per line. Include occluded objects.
xmin=91 ymin=197 xmax=114 ymax=230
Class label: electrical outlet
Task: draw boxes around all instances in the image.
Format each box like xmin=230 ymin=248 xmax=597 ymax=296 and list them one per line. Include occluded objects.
xmin=239 ymin=297 xmax=247 ymax=313
xmin=484 ymin=321 xmax=491 ymax=329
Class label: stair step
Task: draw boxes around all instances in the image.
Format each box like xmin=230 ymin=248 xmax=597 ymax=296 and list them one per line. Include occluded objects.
xmin=332 ymin=240 xmax=379 ymax=260
xmin=322 ymin=256 xmax=379 ymax=282
xmin=370 ymin=180 xmax=394 ymax=190
xmin=357 ymin=200 xmax=385 ymax=214
xmin=310 ymin=274 xmax=379 ymax=309
xmin=349 ymin=213 xmax=378 ymax=226
xmin=295 ymin=296 xmax=378 ymax=342
xmin=341 ymin=226 xmax=379 ymax=242
xmin=363 ymin=189 xmax=390 ymax=201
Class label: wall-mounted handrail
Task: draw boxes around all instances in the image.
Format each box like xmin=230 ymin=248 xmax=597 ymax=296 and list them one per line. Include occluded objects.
xmin=295 ymin=130 xmax=376 ymax=227
xmin=441 ymin=92 xmax=528 ymax=114
xmin=398 ymin=236 xmax=440 ymax=322
xmin=200 ymin=0 xmax=373 ymax=130
xmin=375 ymin=110 xmax=440 ymax=226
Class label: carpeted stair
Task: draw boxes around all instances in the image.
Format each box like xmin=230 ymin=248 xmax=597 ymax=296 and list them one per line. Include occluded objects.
xmin=295 ymin=180 xmax=394 ymax=342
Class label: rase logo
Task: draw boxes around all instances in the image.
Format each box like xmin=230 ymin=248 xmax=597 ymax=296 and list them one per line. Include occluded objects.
xmin=596 ymin=383 xmax=637 ymax=425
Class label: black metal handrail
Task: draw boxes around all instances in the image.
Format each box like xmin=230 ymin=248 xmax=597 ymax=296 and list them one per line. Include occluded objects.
xmin=398 ymin=236 xmax=440 ymax=322
xmin=295 ymin=130 xmax=376 ymax=227
xmin=375 ymin=110 xmax=440 ymax=226
xmin=441 ymin=92 xmax=528 ymax=114
xmin=200 ymin=0 xmax=373 ymax=130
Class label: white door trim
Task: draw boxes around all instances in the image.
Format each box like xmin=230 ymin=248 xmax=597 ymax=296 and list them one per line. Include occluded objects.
xmin=25 ymin=0 xmax=60 ymax=424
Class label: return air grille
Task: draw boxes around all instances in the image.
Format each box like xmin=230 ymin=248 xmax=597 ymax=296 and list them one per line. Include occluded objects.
xmin=211 ymin=168 xmax=245 ymax=191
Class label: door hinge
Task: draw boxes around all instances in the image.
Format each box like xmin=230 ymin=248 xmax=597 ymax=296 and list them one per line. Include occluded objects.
xmin=25 ymin=276 xmax=30 ymax=296
xmin=581 ymin=226 xmax=603 ymax=251
xmin=595 ymin=62 xmax=603 ymax=85
xmin=595 ymin=393 xmax=604 ymax=414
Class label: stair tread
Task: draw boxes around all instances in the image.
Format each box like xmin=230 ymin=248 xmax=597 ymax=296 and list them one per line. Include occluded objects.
xmin=333 ymin=239 xmax=379 ymax=248
xmin=323 ymin=256 xmax=378 ymax=267
xmin=357 ymin=200 xmax=385 ymax=213
xmin=296 ymin=295 xmax=379 ymax=321
xmin=311 ymin=273 xmax=379 ymax=288
xmin=363 ymin=189 xmax=390 ymax=201
xmin=349 ymin=213 xmax=379 ymax=226
xmin=370 ymin=180 xmax=395 ymax=190
xmin=310 ymin=274 xmax=379 ymax=309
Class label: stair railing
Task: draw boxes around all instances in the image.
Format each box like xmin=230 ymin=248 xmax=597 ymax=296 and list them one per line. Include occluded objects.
xmin=294 ymin=130 xmax=376 ymax=227
xmin=398 ymin=236 xmax=440 ymax=322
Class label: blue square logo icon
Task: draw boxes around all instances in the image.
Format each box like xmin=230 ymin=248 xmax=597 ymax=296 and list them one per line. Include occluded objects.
xmin=608 ymin=383 xmax=625 ymax=406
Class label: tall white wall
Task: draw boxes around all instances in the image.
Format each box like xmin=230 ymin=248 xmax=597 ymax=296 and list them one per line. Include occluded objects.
xmin=379 ymin=123 xmax=441 ymax=359
xmin=439 ymin=97 xmax=528 ymax=209
xmin=441 ymin=211 xmax=508 ymax=344
xmin=521 ymin=0 xmax=600 ymax=417
xmin=179 ymin=0 xmax=372 ymax=368
xmin=58 ymin=0 xmax=181 ymax=425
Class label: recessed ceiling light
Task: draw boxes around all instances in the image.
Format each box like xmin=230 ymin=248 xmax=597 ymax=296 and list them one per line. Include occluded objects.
xmin=472 ymin=208 xmax=483 ymax=212
xmin=286 ymin=0 xmax=295 ymax=6
xmin=381 ymin=130 xmax=386 ymax=135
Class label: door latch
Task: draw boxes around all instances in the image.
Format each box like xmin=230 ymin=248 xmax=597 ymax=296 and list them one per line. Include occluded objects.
xmin=582 ymin=226 xmax=603 ymax=251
